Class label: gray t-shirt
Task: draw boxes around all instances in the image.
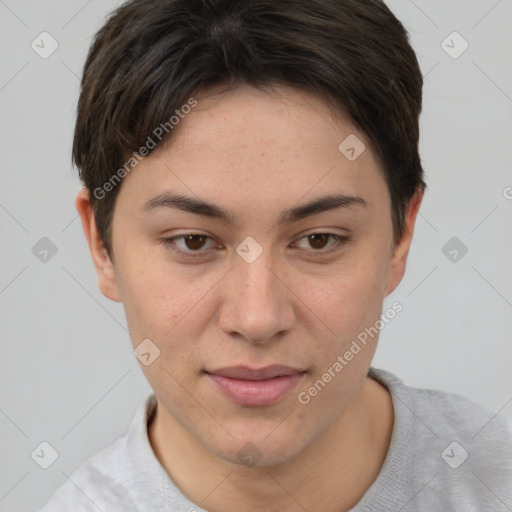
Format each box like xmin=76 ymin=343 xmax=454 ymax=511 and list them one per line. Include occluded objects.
xmin=37 ymin=367 xmax=512 ymax=511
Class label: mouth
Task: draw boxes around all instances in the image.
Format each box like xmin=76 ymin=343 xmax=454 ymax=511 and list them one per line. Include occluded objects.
xmin=204 ymin=365 xmax=306 ymax=407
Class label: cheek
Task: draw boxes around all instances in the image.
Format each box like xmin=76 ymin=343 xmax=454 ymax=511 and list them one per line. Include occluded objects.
xmin=116 ymin=258 xmax=213 ymax=393
xmin=114 ymin=253 xmax=230 ymax=386
xmin=309 ymin=256 xmax=389 ymax=330
xmin=297 ymin=246 xmax=391 ymax=368
xmin=114 ymin=247 xmax=202 ymax=345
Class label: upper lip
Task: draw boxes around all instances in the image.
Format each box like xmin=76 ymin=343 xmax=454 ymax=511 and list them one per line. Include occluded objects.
xmin=205 ymin=365 xmax=305 ymax=381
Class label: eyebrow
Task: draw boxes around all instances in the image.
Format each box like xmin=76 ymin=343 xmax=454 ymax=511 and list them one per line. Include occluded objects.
xmin=142 ymin=193 xmax=367 ymax=225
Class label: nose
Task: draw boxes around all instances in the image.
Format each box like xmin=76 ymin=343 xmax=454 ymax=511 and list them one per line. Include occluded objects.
xmin=218 ymin=250 xmax=295 ymax=344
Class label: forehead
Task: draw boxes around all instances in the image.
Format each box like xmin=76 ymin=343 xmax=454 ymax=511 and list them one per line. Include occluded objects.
xmin=116 ymin=83 xmax=389 ymax=219
xmin=170 ymin=83 xmax=366 ymax=156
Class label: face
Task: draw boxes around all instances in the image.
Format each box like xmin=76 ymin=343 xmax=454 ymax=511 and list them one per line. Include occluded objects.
xmin=79 ymin=83 xmax=420 ymax=467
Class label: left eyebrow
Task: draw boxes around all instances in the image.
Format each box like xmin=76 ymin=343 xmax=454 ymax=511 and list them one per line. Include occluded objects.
xmin=279 ymin=194 xmax=368 ymax=224
xmin=141 ymin=193 xmax=368 ymax=226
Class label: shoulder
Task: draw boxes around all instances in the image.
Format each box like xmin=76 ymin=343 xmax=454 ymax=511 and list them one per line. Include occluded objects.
xmin=365 ymin=367 xmax=512 ymax=510
xmin=37 ymin=437 xmax=139 ymax=512
xmin=36 ymin=394 xmax=157 ymax=512
xmin=370 ymin=366 xmax=512 ymax=443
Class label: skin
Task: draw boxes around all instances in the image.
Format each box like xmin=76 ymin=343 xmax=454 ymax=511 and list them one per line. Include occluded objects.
xmin=77 ymin=83 xmax=422 ymax=512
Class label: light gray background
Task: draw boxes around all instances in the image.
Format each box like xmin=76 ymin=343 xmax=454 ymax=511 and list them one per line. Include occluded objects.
xmin=0 ymin=1 xmax=511 ymax=510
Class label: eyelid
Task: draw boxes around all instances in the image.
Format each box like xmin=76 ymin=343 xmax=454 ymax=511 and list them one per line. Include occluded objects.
xmin=162 ymin=232 xmax=221 ymax=259
xmin=292 ymin=233 xmax=350 ymax=253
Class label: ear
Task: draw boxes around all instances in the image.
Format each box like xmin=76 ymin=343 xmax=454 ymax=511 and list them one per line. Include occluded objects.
xmin=75 ymin=188 xmax=121 ymax=302
xmin=384 ymin=188 xmax=424 ymax=297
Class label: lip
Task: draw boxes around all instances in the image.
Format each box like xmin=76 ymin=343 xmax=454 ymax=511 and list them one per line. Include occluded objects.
xmin=205 ymin=365 xmax=305 ymax=407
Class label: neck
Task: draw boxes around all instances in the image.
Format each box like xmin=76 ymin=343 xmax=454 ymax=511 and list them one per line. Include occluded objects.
xmin=148 ymin=376 xmax=393 ymax=512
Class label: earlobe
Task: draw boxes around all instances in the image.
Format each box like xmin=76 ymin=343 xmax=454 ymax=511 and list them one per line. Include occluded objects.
xmin=384 ymin=188 xmax=424 ymax=297
xmin=75 ymin=189 xmax=121 ymax=302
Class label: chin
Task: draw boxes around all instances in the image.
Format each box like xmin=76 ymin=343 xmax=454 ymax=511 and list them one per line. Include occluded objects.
xmin=205 ymin=424 xmax=314 ymax=470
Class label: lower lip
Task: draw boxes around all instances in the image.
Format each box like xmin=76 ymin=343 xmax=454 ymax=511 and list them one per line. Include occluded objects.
xmin=206 ymin=372 xmax=304 ymax=406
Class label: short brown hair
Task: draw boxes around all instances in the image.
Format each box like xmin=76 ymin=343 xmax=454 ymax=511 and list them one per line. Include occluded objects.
xmin=73 ymin=0 xmax=426 ymax=256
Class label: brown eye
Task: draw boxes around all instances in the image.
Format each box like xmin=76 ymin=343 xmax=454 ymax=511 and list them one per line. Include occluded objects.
xmin=307 ymin=233 xmax=330 ymax=250
xmin=163 ymin=233 xmax=220 ymax=259
xmin=294 ymin=233 xmax=350 ymax=255
xmin=183 ymin=234 xmax=208 ymax=250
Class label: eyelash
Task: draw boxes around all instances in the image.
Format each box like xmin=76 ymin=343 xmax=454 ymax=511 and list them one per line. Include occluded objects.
xmin=162 ymin=232 xmax=351 ymax=260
